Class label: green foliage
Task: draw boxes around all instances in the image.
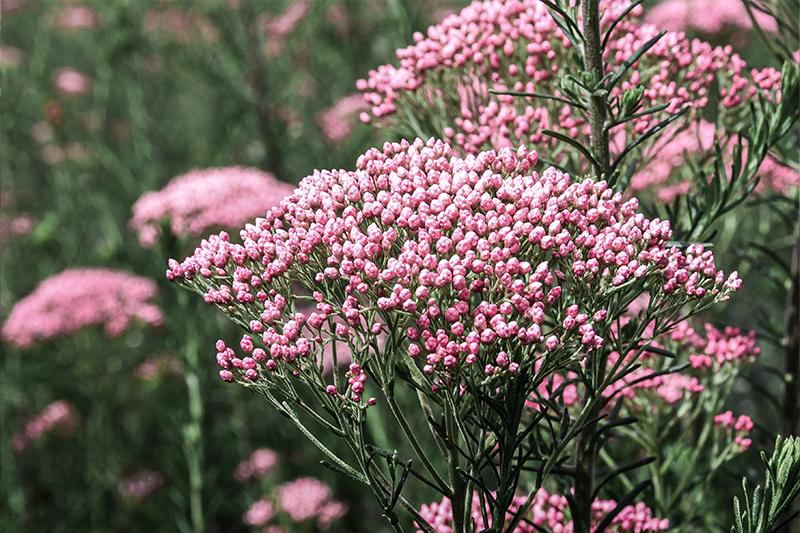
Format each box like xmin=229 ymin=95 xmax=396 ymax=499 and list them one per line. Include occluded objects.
xmin=732 ymin=436 xmax=800 ymax=533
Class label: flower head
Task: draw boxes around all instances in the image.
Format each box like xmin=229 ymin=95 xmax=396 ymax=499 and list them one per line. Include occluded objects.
xmin=275 ymin=477 xmax=347 ymax=528
xmin=2 ymin=268 xmax=163 ymax=347
xmin=317 ymin=94 xmax=368 ymax=143
xmin=12 ymin=400 xmax=77 ymax=452
xmin=119 ymin=470 xmax=165 ymax=502
xmin=55 ymin=68 xmax=91 ymax=97
xmin=358 ymin=0 xmax=764 ymax=163
xmin=235 ymin=447 xmax=279 ymax=481
xmin=131 ymin=166 xmax=294 ymax=247
xmin=170 ymin=139 xmax=738 ymax=401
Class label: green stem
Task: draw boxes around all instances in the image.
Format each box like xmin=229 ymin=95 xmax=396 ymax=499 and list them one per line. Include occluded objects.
xmin=385 ymin=394 xmax=451 ymax=495
xmin=582 ymin=0 xmax=610 ymax=177
xmin=184 ymin=337 xmax=205 ymax=533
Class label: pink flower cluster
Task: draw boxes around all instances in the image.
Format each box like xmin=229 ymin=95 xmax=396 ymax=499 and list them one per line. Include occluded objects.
xmin=605 ymin=319 xmax=759 ymax=404
xmin=135 ymin=354 xmax=183 ymax=380
xmin=169 ymin=139 xmax=738 ymax=394
xmin=687 ymin=324 xmax=760 ymax=369
xmin=244 ymin=498 xmax=275 ymax=527
xmin=275 ymin=477 xmax=346 ymax=529
xmin=631 ymin=120 xmax=799 ymax=200
xmin=358 ymin=0 xmax=761 ymax=158
xmin=235 ymin=447 xmax=279 ymax=481
xmin=714 ymin=410 xmax=754 ymax=450
xmin=55 ymin=68 xmax=92 ymax=97
xmin=417 ymin=488 xmax=668 ymax=532
xmin=130 ymin=167 xmax=295 ymax=247
xmin=2 ymin=268 xmax=163 ymax=347
xmin=53 ymin=5 xmax=99 ymax=31
xmin=606 ymin=367 xmax=704 ymax=405
xmin=0 ymin=213 xmax=34 ymax=243
xmin=119 ymin=470 xmax=165 ymax=502
xmin=12 ymin=400 xmax=77 ymax=452
xmin=645 ymin=0 xmax=777 ymax=35
xmin=261 ymin=0 xmax=309 ymax=57
xmin=317 ymin=94 xmax=368 ymax=143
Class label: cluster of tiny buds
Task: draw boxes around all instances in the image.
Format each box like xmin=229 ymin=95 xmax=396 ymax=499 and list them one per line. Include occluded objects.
xmin=359 ymin=0 xmax=764 ymax=159
xmin=170 ymin=139 xmax=738 ymax=398
xmin=714 ymin=410 xmax=754 ymax=450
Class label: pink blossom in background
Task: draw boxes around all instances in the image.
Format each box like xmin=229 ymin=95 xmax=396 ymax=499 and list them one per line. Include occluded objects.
xmin=645 ymin=0 xmax=777 ymax=35
xmin=0 ymin=46 xmax=23 ymax=68
xmin=243 ymin=498 xmax=275 ymax=527
xmin=688 ymin=324 xmax=760 ymax=369
xmin=605 ymin=365 xmax=705 ymax=405
xmin=54 ymin=68 xmax=92 ymax=97
xmin=261 ymin=0 xmax=309 ymax=57
xmin=630 ymin=121 xmax=717 ymax=202
xmin=12 ymin=401 xmax=77 ymax=452
xmin=135 ymin=354 xmax=183 ymax=380
xmin=714 ymin=411 xmax=754 ymax=450
xmin=316 ymin=500 xmax=348 ymax=530
xmin=631 ymin=120 xmax=798 ymax=200
xmin=54 ymin=5 xmax=99 ymax=30
xmin=275 ymin=477 xmax=346 ymax=528
xmin=417 ymin=488 xmax=668 ymax=532
xmin=0 ymin=214 xmax=35 ymax=243
xmin=2 ymin=268 xmax=163 ymax=347
xmin=234 ymin=448 xmax=279 ymax=482
xmin=326 ymin=4 xmax=349 ymax=37
xmin=119 ymin=470 xmax=165 ymax=502
xmin=130 ymin=167 xmax=294 ymax=247
xmin=317 ymin=94 xmax=368 ymax=143
xmin=1 ymin=0 xmax=27 ymax=14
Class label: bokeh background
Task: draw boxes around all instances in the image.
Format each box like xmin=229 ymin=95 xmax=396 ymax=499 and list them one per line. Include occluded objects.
xmin=0 ymin=1 xmax=796 ymax=532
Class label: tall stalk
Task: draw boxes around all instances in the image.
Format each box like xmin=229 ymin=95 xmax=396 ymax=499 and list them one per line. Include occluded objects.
xmin=573 ymin=1 xmax=610 ymax=530
xmin=781 ymin=221 xmax=799 ymax=436
xmin=180 ymin=303 xmax=206 ymax=533
xmin=185 ymin=343 xmax=205 ymax=533
xmin=581 ymin=0 xmax=610 ymax=178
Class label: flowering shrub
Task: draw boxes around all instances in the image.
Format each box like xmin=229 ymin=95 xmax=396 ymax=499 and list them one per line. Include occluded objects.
xmin=2 ymin=268 xmax=162 ymax=347
xmin=169 ymin=136 xmax=742 ymax=530
xmin=358 ymin=0 xmax=760 ymax=163
xmin=3 ymin=0 xmax=798 ymax=531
